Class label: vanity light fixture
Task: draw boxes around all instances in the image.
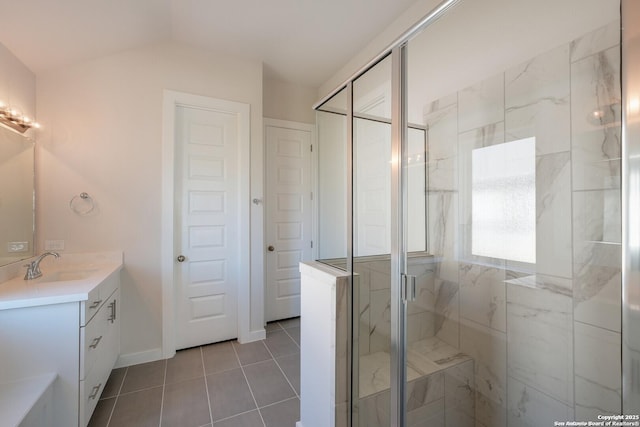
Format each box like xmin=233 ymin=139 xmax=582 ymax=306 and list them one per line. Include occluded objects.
xmin=0 ymin=101 xmax=40 ymax=133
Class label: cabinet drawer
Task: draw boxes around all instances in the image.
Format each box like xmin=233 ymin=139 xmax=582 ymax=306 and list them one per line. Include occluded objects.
xmin=80 ymin=325 xmax=118 ymax=427
xmin=80 ymin=288 xmax=117 ymax=380
xmin=81 ymin=272 xmax=118 ymax=326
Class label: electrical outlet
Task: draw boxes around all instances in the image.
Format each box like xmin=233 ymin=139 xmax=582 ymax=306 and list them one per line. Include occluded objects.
xmin=7 ymin=241 xmax=28 ymax=253
xmin=44 ymin=240 xmax=65 ymax=251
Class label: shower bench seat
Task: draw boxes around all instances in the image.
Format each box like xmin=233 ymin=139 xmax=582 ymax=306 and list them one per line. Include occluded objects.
xmin=357 ymin=336 xmax=475 ymax=427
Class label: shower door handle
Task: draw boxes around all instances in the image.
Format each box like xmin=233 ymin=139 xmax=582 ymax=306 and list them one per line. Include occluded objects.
xmin=401 ymin=274 xmax=416 ymax=303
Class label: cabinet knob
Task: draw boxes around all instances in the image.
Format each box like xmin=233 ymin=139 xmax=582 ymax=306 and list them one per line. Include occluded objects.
xmin=267 ymin=246 xmax=275 ymax=252
xmin=177 ymin=255 xmax=186 ymax=262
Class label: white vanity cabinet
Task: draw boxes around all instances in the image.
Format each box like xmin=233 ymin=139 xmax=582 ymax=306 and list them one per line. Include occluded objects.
xmin=79 ymin=273 xmax=120 ymax=426
xmin=0 ymin=254 xmax=122 ymax=427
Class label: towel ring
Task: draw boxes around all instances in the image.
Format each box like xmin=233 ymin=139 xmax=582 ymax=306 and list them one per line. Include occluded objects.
xmin=70 ymin=192 xmax=95 ymax=215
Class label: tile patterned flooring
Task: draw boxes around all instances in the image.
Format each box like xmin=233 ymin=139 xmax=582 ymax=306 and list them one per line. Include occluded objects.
xmin=88 ymin=318 xmax=300 ymax=427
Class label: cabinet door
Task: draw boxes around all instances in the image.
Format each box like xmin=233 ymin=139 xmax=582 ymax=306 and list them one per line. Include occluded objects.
xmin=81 ymin=287 xmax=120 ymax=427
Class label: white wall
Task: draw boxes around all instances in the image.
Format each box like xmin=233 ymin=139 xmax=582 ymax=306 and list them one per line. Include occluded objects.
xmin=319 ymin=0 xmax=618 ymax=106
xmin=263 ymin=70 xmax=317 ymax=124
xmin=0 ymin=42 xmax=35 ymax=120
xmin=35 ymin=42 xmax=264 ymax=361
xmin=318 ymin=0 xmax=442 ymax=99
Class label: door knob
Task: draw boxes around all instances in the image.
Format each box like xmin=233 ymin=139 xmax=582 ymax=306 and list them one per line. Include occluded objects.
xmin=177 ymin=255 xmax=186 ymax=262
xmin=267 ymin=246 xmax=275 ymax=252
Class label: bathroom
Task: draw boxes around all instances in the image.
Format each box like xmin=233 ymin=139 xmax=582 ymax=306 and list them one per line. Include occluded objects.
xmin=0 ymin=0 xmax=639 ymax=426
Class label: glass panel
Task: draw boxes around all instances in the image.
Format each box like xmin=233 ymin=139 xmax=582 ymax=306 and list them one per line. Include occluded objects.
xmin=407 ymin=127 xmax=427 ymax=253
xmin=319 ymin=86 xmax=348 ymax=115
xmin=317 ymin=88 xmax=348 ymax=264
xmin=405 ymin=1 xmax=621 ymax=426
xmin=354 ymin=56 xmax=392 ymax=121
xmin=353 ymin=117 xmax=391 ymax=257
xmin=352 ymin=54 xmax=392 ymax=427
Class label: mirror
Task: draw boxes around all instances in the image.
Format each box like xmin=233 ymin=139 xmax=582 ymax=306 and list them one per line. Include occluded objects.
xmin=0 ymin=125 xmax=34 ymax=266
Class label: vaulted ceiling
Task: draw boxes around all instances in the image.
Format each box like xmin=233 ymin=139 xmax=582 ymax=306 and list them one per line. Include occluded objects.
xmin=0 ymin=0 xmax=418 ymax=87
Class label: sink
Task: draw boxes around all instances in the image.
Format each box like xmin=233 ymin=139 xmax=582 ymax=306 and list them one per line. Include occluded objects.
xmin=42 ymin=269 xmax=99 ymax=282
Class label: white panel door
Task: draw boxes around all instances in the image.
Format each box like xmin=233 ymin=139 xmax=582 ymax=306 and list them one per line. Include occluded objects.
xmin=175 ymin=105 xmax=242 ymax=349
xmin=265 ymin=124 xmax=312 ymax=322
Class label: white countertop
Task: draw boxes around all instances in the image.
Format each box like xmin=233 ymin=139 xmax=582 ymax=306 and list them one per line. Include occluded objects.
xmin=0 ymin=252 xmax=123 ymax=311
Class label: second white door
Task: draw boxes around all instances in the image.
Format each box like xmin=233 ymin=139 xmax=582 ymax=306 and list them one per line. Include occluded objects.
xmin=265 ymin=121 xmax=313 ymax=322
xmin=174 ymin=101 xmax=249 ymax=350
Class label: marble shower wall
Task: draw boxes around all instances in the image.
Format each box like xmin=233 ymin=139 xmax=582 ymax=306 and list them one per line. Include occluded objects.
xmin=358 ymin=359 xmax=475 ymax=427
xmin=424 ymin=21 xmax=621 ymax=426
xmin=355 ymin=254 xmax=436 ymax=357
xmin=570 ymin=19 xmax=622 ymax=421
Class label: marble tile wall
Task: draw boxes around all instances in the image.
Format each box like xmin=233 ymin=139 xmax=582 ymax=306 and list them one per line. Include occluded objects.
xmin=355 ymin=254 xmax=436 ymax=357
xmin=574 ymin=321 xmax=622 ymax=421
xmin=425 ymin=96 xmax=461 ymax=350
xmin=357 ymin=361 xmax=474 ymax=427
xmin=570 ymin=21 xmax=622 ymax=421
xmin=505 ymin=277 xmax=573 ymax=406
xmin=424 ymin=20 xmax=622 ymax=426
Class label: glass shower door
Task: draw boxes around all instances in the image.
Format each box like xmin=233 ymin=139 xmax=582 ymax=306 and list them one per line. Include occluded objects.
xmin=315 ymin=2 xmax=624 ymax=424
xmin=351 ymin=54 xmax=394 ymax=427
xmin=402 ymin=1 xmax=623 ymax=426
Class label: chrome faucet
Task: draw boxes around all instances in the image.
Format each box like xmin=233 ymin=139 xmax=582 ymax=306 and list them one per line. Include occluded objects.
xmin=24 ymin=252 xmax=60 ymax=280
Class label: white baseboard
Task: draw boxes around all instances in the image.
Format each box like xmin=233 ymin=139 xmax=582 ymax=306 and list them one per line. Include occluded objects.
xmin=115 ymin=347 xmax=164 ymax=368
xmin=116 ymin=329 xmax=267 ymax=368
xmin=239 ymin=328 xmax=266 ymax=344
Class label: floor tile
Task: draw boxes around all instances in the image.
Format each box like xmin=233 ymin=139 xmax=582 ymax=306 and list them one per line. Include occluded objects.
xmin=88 ymin=397 xmax=116 ymax=427
xmin=285 ymin=327 xmax=300 ymax=346
xmin=207 ymin=368 xmax=256 ymax=421
xmin=233 ymin=340 xmax=271 ymax=366
xmin=213 ymin=410 xmax=264 ymax=427
xmin=94 ymin=320 xmax=304 ymax=427
xmin=260 ymin=397 xmax=300 ymax=427
xmin=265 ymin=322 xmax=282 ymax=332
xmin=276 ymin=353 xmax=300 ymax=395
xmin=109 ymin=386 xmax=163 ymax=427
xmin=120 ymin=360 xmax=166 ymax=394
xmin=161 ymin=377 xmax=211 ymax=427
xmin=265 ymin=330 xmax=298 ymax=358
xmin=101 ymin=367 xmax=126 ymax=399
xmin=278 ymin=317 xmax=300 ymax=329
xmin=203 ymin=341 xmax=240 ymax=374
xmin=165 ymin=347 xmax=204 ymax=385
xmin=243 ymin=360 xmax=295 ymax=407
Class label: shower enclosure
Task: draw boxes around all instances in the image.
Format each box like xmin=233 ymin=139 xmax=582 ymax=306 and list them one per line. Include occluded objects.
xmin=314 ymin=0 xmax=639 ymax=425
